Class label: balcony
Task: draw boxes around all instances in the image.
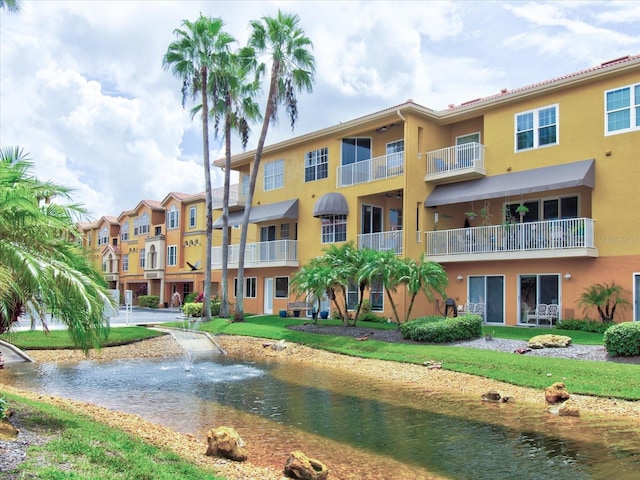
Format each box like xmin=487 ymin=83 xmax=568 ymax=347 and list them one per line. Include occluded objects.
xmin=212 ymin=184 xmax=247 ymax=211
xmin=425 ymin=218 xmax=597 ymax=263
xmin=212 ymin=240 xmax=299 ymax=269
xmin=357 ymin=230 xmax=403 ymax=255
xmin=424 ymin=143 xmax=486 ymax=184
xmin=337 ymin=151 xmax=404 ymax=188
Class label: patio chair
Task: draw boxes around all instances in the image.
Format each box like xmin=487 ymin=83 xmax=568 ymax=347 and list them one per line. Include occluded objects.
xmin=538 ymin=304 xmax=559 ymax=326
xmin=528 ymin=304 xmax=549 ymax=325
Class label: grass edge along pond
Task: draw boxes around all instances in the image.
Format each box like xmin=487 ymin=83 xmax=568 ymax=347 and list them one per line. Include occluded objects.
xmin=3 ymin=317 xmax=639 ymax=400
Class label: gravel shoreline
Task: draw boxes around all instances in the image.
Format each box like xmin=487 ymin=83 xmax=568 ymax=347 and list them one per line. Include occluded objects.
xmin=1 ymin=331 xmax=639 ymax=479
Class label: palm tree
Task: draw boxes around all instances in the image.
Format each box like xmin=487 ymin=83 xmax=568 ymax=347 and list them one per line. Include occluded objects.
xmin=360 ymin=250 xmax=405 ymax=325
xmin=209 ymin=52 xmax=261 ymax=318
xmin=323 ymin=242 xmax=359 ymax=326
xmin=233 ymin=11 xmax=315 ymax=322
xmin=0 ymin=147 xmax=113 ymax=352
xmin=0 ymin=0 xmax=20 ymax=12
xmin=163 ymin=15 xmax=234 ymax=321
xmin=399 ymin=253 xmax=448 ymax=323
xmin=290 ymin=256 xmax=329 ymax=324
xmin=577 ymin=282 xmax=630 ymax=323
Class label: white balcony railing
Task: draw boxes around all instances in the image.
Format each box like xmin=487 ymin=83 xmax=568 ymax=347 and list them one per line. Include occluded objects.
xmin=357 ymin=230 xmax=403 ymax=255
xmin=425 ymin=218 xmax=595 ymax=256
xmin=425 ymin=142 xmax=485 ymax=177
xmin=212 ymin=184 xmax=247 ymax=209
xmin=337 ymin=151 xmax=404 ymax=187
xmin=212 ymin=240 xmax=298 ymax=268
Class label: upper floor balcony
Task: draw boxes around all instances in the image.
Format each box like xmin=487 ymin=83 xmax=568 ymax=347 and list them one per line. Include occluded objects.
xmin=424 ymin=142 xmax=486 ymax=184
xmin=212 ymin=184 xmax=247 ymax=211
xmin=337 ymin=151 xmax=404 ymax=188
xmin=357 ymin=229 xmax=403 ymax=255
xmin=212 ymin=239 xmax=299 ymax=269
xmin=425 ymin=218 xmax=597 ymax=263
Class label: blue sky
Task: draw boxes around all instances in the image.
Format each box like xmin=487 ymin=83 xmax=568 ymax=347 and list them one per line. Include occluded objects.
xmin=1 ymin=0 xmax=639 ymax=218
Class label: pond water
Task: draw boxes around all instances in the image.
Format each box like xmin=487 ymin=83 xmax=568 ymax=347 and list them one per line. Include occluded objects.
xmin=3 ymin=354 xmax=640 ymax=480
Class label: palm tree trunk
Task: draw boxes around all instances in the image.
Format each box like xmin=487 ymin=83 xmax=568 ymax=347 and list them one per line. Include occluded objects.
xmin=220 ymin=97 xmax=232 ymax=318
xmin=234 ymin=61 xmax=281 ymax=322
xmin=201 ymin=66 xmax=212 ymax=322
xmin=384 ymin=288 xmax=402 ymax=324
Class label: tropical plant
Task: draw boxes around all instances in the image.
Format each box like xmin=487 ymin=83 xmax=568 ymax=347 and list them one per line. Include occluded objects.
xmin=0 ymin=147 xmax=113 ymax=351
xmin=233 ymin=10 xmax=315 ymax=322
xmin=0 ymin=0 xmax=19 ymax=12
xmin=576 ymin=282 xmax=630 ymax=323
xmin=163 ymin=15 xmax=235 ymax=321
xmin=291 ymin=256 xmax=330 ymax=323
xmin=210 ymin=51 xmax=261 ymax=318
xmin=359 ymin=250 xmax=405 ymax=324
xmin=398 ymin=253 xmax=448 ymax=323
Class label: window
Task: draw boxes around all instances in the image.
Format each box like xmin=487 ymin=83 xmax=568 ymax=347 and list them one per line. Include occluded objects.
xmin=386 ymin=140 xmax=404 ymax=171
xmin=341 ymin=138 xmax=371 ymax=165
xmin=234 ymin=277 xmax=257 ymax=298
xmin=135 ymin=213 xmax=150 ymax=235
xmin=139 ymin=248 xmax=145 ymax=268
xmin=241 ymin=174 xmax=250 ymax=195
xmin=98 ymin=227 xmax=108 ymax=246
xmin=87 ymin=233 xmax=92 ymax=246
xmin=346 ymin=280 xmax=358 ymax=310
xmin=605 ymin=83 xmax=640 ymax=134
xmin=304 ymin=147 xmax=328 ymax=182
xmin=515 ymin=105 xmax=558 ymax=151
xmin=280 ymin=223 xmax=290 ymax=240
xmin=369 ymin=279 xmax=384 ymax=312
xmin=505 ymin=195 xmax=578 ymax=222
xmin=264 ymin=159 xmax=284 ymax=191
xmin=120 ymin=222 xmax=129 ymax=241
xmin=189 ymin=207 xmax=196 ymax=228
xmin=167 ymin=205 xmax=179 ymax=230
xmin=275 ymin=277 xmax=289 ymax=298
xmin=122 ymin=254 xmax=129 ymax=272
xmin=321 ymin=214 xmax=347 ymax=243
xmin=167 ymin=245 xmax=177 ymax=266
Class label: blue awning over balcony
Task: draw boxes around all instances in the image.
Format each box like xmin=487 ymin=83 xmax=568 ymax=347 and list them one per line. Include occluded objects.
xmin=213 ymin=199 xmax=298 ymax=229
xmin=424 ymin=159 xmax=595 ymax=207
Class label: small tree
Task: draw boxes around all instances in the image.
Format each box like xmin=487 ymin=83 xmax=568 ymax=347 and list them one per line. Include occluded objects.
xmin=577 ymin=282 xmax=630 ymax=323
xmin=398 ymin=253 xmax=448 ymax=323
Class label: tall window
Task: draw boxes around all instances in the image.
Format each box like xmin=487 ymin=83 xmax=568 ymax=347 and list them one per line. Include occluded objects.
xmin=275 ymin=277 xmax=289 ymax=298
xmin=346 ymin=280 xmax=358 ymax=310
xmin=98 ymin=227 xmax=108 ymax=245
xmin=321 ymin=214 xmax=347 ymax=243
xmin=139 ymin=248 xmax=146 ymax=268
xmin=234 ymin=277 xmax=257 ymax=298
xmin=120 ymin=222 xmax=129 ymax=241
xmin=136 ymin=213 xmax=150 ymax=235
xmin=189 ymin=207 xmax=197 ymax=228
xmin=241 ymin=174 xmax=250 ymax=196
xmin=280 ymin=223 xmax=290 ymax=240
xmin=122 ymin=254 xmax=129 ymax=272
xmin=304 ymin=147 xmax=328 ymax=182
xmin=264 ymin=159 xmax=284 ymax=191
xmin=167 ymin=245 xmax=177 ymax=266
xmin=369 ymin=279 xmax=384 ymax=312
xmin=167 ymin=205 xmax=179 ymax=230
xmin=515 ymin=105 xmax=558 ymax=151
xmin=605 ymin=83 xmax=640 ymax=134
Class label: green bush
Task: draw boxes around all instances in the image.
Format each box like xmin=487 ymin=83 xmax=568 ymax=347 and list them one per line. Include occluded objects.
xmin=184 ymin=292 xmax=198 ymax=304
xmin=0 ymin=396 xmax=8 ymax=419
xmin=138 ymin=295 xmax=159 ymax=308
xmin=557 ymin=318 xmax=611 ymax=334
xmin=359 ymin=312 xmax=386 ymax=323
xmin=400 ymin=314 xmax=483 ymax=343
xmin=604 ymin=322 xmax=640 ymax=357
xmin=182 ymin=298 xmax=221 ymax=318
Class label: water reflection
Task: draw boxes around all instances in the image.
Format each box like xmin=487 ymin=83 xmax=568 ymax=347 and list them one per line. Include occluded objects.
xmin=3 ymin=355 xmax=640 ymax=480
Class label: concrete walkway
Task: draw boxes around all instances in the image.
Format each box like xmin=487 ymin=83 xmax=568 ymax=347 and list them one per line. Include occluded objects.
xmin=0 ymin=339 xmax=35 ymax=364
xmin=151 ymin=327 xmax=226 ymax=355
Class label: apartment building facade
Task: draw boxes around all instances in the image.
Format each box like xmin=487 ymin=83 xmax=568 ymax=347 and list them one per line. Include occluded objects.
xmin=212 ymin=54 xmax=640 ymax=325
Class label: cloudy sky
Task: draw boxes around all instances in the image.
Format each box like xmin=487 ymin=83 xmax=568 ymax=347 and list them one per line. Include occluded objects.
xmin=1 ymin=1 xmax=639 ymax=219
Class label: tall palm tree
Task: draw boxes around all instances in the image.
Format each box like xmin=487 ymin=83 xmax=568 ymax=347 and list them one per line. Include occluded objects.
xmin=233 ymin=11 xmax=315 ymax=322
xmin=209 ymin=53 xmax=261 ymax=318
xmin=360 ymin=250 xmax=405 ymax=325
xmin=399 ymin=253 xmax=448 ymax=323
xmin=0 ymin=0 xmax=20 ymax=12
xmin=0 ymin=147 xmax=113 ymax=352
xmin=163 ymin=15 xmax=234 ymax=321
xmin=290 ymin=256 xmax=332 ymax=324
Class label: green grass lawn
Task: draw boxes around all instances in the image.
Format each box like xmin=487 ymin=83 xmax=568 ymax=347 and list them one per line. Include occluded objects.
xmin=1 ymin=392 xmax=223 ymax=480
xmin=3 ymin=317 xmax=639 ymax=400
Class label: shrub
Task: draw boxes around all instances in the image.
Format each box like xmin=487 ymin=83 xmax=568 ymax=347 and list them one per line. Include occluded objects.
xmin=138 ymin=295 xmax=159 ymax=308
xmin=556 ymin=318 xmax=611 ymax=334
xmin=360 ymin=299 xmax=371 ymax=315
xmin=604 ymin=322 xmax=640 ymax=357
xmin=184 ymin=292 xmax=198 ymax=304
xmin=182 ymin=298 xmax=221 ymax=318
xmin=400 ymin=314 xmax=483 ymax=343
xmin=0 ymin=396 xmax=8 ymax=419
xmin=359 ymin=312 xmax=386 ymax=323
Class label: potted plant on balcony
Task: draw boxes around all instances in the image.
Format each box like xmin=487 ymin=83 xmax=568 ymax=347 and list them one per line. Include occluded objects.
xmin=465 ymin=211 xmax=477 ymax=221
xmin=516 ymin=204 xmax=529 ymax=221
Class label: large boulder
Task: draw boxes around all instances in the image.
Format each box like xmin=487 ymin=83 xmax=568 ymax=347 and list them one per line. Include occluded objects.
xmin=528 ymin=334 xmax=572 ymax=349
xmin=284 ymin=450 xmax=328 ymax=480
xmin=544 ymin=382 xmax=571 ymax=405
xmin=547 ymin=398 xmax=580 ymax=417
xmin=205 ymin=426 xmax=248 ymax=462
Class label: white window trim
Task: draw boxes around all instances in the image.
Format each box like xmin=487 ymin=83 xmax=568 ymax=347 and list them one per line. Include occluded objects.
xmin=264 ymin=159 xmax=284 ymax=191
xmin=167 ymin=245 xmax=177 ymax=266
xmin=455 ymin=131 xmax=481 ymax=145
xmin=275 ymin=276 xmax=289 ymax=298
xmin=604 ymin=83 xmax=640 ymax=136
xmin=514 ymin=104 xmax=559 ymax=152
xmin=189 ymin=207 xmax=197 ymax=228
xmin=234 ymin=277 xmax=257 ymax=298
xmin=167 ymin=206 xmax=179 ymax=230
xmin=304 ymin=147 xmax=329 ymax=182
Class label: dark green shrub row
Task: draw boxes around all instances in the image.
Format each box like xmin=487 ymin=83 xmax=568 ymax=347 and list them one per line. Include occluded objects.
xmin=359 ymin=312 xmax=387 ymax=323
xmin=604 ymin=322 xmax=640 ymax=357
xmin=138 ymin=295 xmax=159 ymax=308
xmin=556 ymin=318 xmax=611 ymax=334
xmin=400 ymin=314 xmax=483 ymax=343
